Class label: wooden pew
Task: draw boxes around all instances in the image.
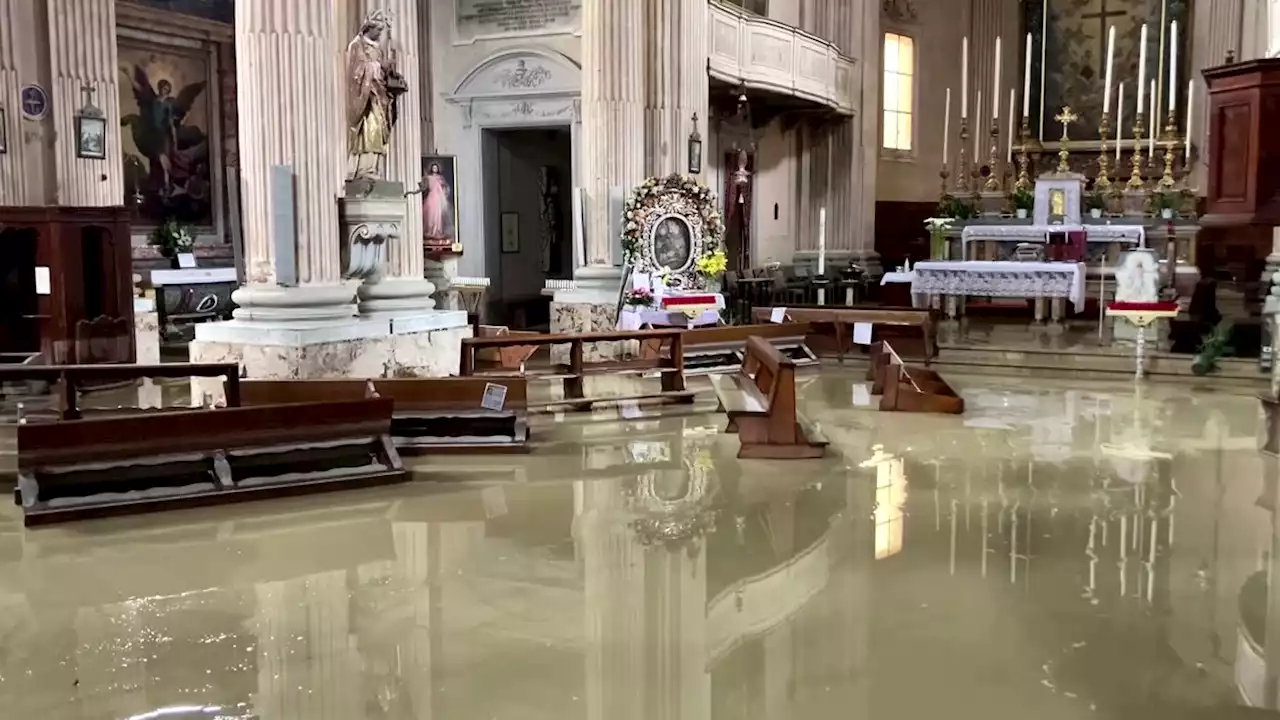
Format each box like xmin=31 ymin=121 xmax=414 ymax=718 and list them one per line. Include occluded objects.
xmin=637 ymin=322 xmax=818 ymax=375
xmin=15 ymin=398 xmax=406 ymax=526
xmin=751 ymin=305 xmax=936 ymax=363
xmin=710 ymin=336 xmax=828 ymax=459
xmin=460 ymin=329 xmax=695 ymax=410
xmin=475 ymin=325 xmax=540 ymax=370
xmin=867 ymin=341 xmax=964 ymax=414
xmin=0 ymin=362 xmax=241 ymax=421
xmin=237 ymin=377 xmax=529 ymax=454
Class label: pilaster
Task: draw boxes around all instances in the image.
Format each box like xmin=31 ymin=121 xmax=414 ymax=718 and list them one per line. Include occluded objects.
xmin=646 ymin=0 xmax=709 ymax=180
xmin=1191 ymin=0 xmax=1244 ymax=192
xmin=0 ymin=0 xmax=49 ymax=206
xmin=47 ymin=0 xmax=124 ymax=207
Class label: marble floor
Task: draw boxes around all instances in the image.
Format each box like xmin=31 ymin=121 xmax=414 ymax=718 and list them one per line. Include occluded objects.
xmin=0 ymin=369 xmax=1278 ymax=719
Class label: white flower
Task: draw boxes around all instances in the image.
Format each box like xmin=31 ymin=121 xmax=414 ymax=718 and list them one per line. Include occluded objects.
xmin=923 ymin=217 xmax=954 ymax=231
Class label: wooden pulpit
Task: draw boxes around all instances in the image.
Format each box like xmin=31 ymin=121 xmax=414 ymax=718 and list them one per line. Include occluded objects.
xmin=1201 ymin=58 xmax=1280 ymax=226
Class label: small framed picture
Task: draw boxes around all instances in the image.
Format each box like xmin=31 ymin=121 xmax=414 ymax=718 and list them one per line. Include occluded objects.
xmin=501 ymin=211 xmax=520 ymax=253
xmin=75 ymin=115 xmax=107 ymax=159
xmin=0 ymin=107 xmax=7 ymax=154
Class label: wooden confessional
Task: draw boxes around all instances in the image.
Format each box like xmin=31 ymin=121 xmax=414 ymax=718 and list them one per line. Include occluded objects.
xmin=0 ymin=206 xmax=135 ymax=364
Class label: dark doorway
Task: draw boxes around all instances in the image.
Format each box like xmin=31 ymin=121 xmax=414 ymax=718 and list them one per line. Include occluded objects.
xmin=482 ymin=126 xmax=574 ymax=330
xmin=0 ymin=227 xmax=40 ymax=356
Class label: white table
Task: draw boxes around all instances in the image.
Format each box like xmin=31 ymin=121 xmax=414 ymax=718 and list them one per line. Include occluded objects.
xmin=617 ymin=308 xmax=721 ymax=330
xmin=879 ymin=271 xmax=925 ymax=308
xmin=960 ymin=224 xmax=1145 ymax=260
xmin=911 ymin=261 xmax=1085 ymax=321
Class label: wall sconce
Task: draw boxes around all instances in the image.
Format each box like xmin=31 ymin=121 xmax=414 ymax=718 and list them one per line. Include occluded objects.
xmin=687 ymin=113 xmax=703 ymax=175
xmin=74 ymin=84 xmax=107 ymax=160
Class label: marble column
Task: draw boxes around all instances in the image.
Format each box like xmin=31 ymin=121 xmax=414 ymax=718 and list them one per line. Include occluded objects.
xmin=855 ymin=0 xmax=880 ymax=268
xmin=0 ymin=0 xmax=47 ymax=205
xmin=353 ymin=0 xmax=437 ymax=317
xmin=646 ymin=0 xmax=709 ymax=180
xmin=47 ymin=0 xmax=125 ymax=207
xmin=966 ymin=0 xmax=1018 ymax=178
xmin=228 ymin=0 xmax=356 ymax=322
xmin=578 ymin=0 xmax=644 ymax=287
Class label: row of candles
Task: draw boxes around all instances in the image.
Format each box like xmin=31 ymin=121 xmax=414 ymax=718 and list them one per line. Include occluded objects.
xmin=940 ymin=21 xmax=1196 ymax=187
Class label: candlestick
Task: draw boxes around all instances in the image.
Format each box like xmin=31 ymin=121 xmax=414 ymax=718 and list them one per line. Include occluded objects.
xmin=1136 ymin=24 xmax=1148 ymax=111
xmin=943 ymin=87 xmax=951 ymax=160
xmin=1097 ymin=111 xmax=1113 ymax=191
xmin=940 ymin=164 xmax=950 ymax=199
xmin=985 ymin=117 xmax=1002 ymax=192
xmin=1007 ymin=89 xmax=1015 ymax=162
xmin=1103 ymin=25 xmax=1116 ymax=114
xmin=1015 ymin=117 xmax=1035 ymax=192
xmin=962 ymin=36 xmax=969 ymax=119
xmin=1184 ymin=78 xmax=1194 ymax=161
xmin=956 ymin=116 xmax=971 ymax=193
xmin=1115 ymin=82 xmax=1125 ymax=161
xmin=1022 ymin=33 xmax=1032 ymax=118
xmin=1148 ymin=79 xmax=1157 ymax=156
xmin=1128 ymin=110 xmax=1147 ymax=190
xmin=1158 ymin=110 xmax=1179 ymax=191
xmin=993 ymin=36 xmax=1002 ymax=119
xmin=1168 ymin=20 xmax=1179 ymax=113
xmin=974 ymin=90 xmax=983 ymax=158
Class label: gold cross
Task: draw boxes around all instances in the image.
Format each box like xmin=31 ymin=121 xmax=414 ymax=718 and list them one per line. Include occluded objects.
xmin=1054 ymin=106 xmax=1079 ymax=141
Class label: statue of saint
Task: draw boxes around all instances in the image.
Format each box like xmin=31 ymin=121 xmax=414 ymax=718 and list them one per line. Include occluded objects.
xmin=346 ymin=10 xmax=406 ymax=182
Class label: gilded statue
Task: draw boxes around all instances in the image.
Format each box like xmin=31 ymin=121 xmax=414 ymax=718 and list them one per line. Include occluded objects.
xmin=346 ymin=10 xmax=406 ymax=181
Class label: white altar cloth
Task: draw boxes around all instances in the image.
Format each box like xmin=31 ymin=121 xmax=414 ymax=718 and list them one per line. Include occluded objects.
xmin=911 ymin=261 xmax=1086 ymax=311
xmin=960 ymin=224 xmax=1144 ymax=259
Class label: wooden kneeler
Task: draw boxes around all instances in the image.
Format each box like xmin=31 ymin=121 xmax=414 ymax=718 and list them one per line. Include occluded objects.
xmin=868 ymin=341 xmax=964 ymax=414
xmin=711 ymin=336 xmax=827 ymax=459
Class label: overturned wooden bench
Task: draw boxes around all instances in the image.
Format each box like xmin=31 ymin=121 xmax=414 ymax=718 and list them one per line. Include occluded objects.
xmin=238 ymin=377 xmax=529 ymax=454
xmin=15 ymin=398 xmax=406 ymax=526
xmin=460 ymin=328 xmax=695 ymax=411
xmin=637 ymin=322 xmax=818 ymax=375
xmin=710 ymin=336 xmax=828 ymax=459
xmin=752 ymin=305 xmax=936 ymax=363
xmin=867 ymin=341 xmax=963 ymax=414
xmin=0 ymin=362 xmax=241 ymax=421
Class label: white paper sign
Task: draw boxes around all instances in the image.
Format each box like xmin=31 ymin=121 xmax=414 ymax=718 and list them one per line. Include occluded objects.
xmin=852 ymin=384 xmax=872 ymax=406
xmin=33 ymin=266 xmax=50 ymax=295
xmin=481 ymin=382 xmax=508 ymax=411
xmin=770 ymin=307 xmax=787 ymax=323
xmin=853 ymin=322 xmax=873 ymax=345
xmin=618 ymin=400 xmax=642 ymax=419
xmin=177 ymin=252 xmax=197 ymax=268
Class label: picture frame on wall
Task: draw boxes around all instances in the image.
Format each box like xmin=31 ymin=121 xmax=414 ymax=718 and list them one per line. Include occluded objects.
xmin=501 ymin=212 xmax=520 ymax=253
xmin=421 ymin=154 xmax=459 ymax=251
xmin=75 ymin=114 xmax=107 ymax=160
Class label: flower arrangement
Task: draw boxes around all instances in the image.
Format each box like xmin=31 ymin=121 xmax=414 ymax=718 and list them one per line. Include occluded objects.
xmin=694 ymin=248 xmax=727 ymax=278
xmin=1010 ymin=186 xmax=1034 ymax=212
xmin=935 ymin=195 xmax=978 ymax=221
xmin=621 ymin=174 xmax=724 ymax=264
xmin=152 ymin=218 xmax=195 ymax=256
xmin=923 ymin=217 xmax=954 ymax=260
xmin=624 ymin=286 xmax=654 ymax=307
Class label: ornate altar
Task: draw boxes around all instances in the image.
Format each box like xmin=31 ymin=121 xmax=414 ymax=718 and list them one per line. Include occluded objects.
xmin=619 ymin=175 xmax=727 ymax=328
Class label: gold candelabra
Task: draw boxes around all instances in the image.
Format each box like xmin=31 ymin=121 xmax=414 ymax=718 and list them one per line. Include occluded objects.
xmin=956 ymin=118 xmax=971 ymax=194
xmin=1095 ymin=111 xmax=1113 ymax=191
xmin=984 ymin=118 xmax=1002 ymax=192
xmin=939 ymin=164 xmax=950 ymax=199
xmin=1158 ymin=109 xmax=1179 ymax=191
xmin=1127 ymin=111 xmax=1147 ymax=190
xmin=1014 ymin=117 xmax=1034 ymax=192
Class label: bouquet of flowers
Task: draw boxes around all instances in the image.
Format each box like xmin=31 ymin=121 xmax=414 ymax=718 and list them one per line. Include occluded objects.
xmin=625 ymin=286 xmax=654 ymax=307
xmin=923 ymin=217 xmax=954 ymax=260
xmin=694 ymin=249 xmax=728 ymax=278
xmin=152 ymin=218 xmax=195 ymax=256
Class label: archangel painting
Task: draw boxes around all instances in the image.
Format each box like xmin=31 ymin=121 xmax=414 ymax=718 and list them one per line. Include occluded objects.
xmin=1027 ymin=0 xmax=1188 ymax=141
xmin=119 ymin=45 xmax=213 ymax=227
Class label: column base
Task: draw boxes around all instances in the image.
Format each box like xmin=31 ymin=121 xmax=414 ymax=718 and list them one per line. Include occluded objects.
xmin=358 ymin=276 xmax=438 ymax=316
xmin=231 ymin=283 xmax=359 ymax=323
xmin=424 ymin=255 xmax=460 ymax=310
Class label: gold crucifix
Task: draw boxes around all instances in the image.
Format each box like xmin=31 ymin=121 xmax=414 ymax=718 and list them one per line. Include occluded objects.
xmin=1054 ymin=106 xmax=1079 ymax=173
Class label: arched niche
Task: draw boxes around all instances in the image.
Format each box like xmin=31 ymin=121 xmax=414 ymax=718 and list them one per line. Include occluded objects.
xmin=445 ymin=48 xmax=582 ymax=279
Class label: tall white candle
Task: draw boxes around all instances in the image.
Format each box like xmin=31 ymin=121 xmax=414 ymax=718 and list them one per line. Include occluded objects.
xmin=961 ymin=36 xmax=969 ymax=119
xmin=817 ymin=207 xmax=827 ymax=275
xmin=943 ymin=87 xmax=951 ymax=160
xmin=1103 ymin=25 xmax=1117 ymax=113
xmin=1116 ymin=82 xmax=1125 ymax=160
xmin=974 ymin=90 xmax=983 ymax=157
xmin=1022 ymin=32 xmax=1033 ymax=117
xmin=1007 ymin=89 xmax=1015 ymax=161
xmin=1148 ymin=79 xmax=1157 ymax=155
xmin=1168 ymin=20 xmax=1179 ymax=113
xmin=1185 ymin=79 xmax=1194 ymax=159
xmin=1136 ymin=24 xmax=1148 ymax=113
xmin=993 ymin=36 xmax=1002 ymax=119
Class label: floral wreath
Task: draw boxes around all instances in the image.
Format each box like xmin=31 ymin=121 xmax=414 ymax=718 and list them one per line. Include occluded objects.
xmin=622 ymin=174 xmax=725 ymax=290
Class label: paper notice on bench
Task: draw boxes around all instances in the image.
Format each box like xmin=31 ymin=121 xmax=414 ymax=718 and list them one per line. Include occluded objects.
xmin=852 ymin=322 xmax=873 ymax=345
xmin=770 ymin=307 xmax=787 ymax=323
xmin=619 ymin=400 xmax=643 ymax=419
xmin=481 ymin=382 xmax=508 ymax=411
xmin=852 ymin=383 xmax=873 ymax=407
xmin=553 ymin=411 xmax=565 ymax=423
xmin=33 ymin=266 xmax=51 ymax=295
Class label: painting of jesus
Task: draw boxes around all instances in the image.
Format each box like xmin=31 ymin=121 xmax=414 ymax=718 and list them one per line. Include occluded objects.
xmin=421 ymin=154 xmax=458 ymax=247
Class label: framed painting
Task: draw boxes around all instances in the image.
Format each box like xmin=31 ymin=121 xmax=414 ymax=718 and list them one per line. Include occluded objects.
xmin=75 ymin=115 xmax=108 ymax=159
xmin=421 ymin=154 xmax=459 ymax=250
xmin=118 ymin=40 xmax=216 ymax=228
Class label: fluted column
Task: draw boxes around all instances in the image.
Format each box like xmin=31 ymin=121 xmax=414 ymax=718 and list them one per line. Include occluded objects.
xmin=47 ymin=0 xmax=123 ymax=207
xmin=1191 ymin=0 xmax=1245 ymax=193
xmin=353 ymin=0 xmax=437 ymax=315
xmin=0 ymin=0 xmax=46 ymax=205
xmin=646 ymin=0 xmax=708 ymax=179
xmin=228 ymin=0 xmax=356 ymax=321
xmin=582 ymin=0 xmax=645 ymax=267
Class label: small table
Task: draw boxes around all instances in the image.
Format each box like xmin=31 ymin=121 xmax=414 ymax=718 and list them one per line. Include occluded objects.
xmin=1105 ymin=301 xmax=1180 ymax=379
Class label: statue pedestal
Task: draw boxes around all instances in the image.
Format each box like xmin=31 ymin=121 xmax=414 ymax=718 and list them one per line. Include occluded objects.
xmin=551 ymin=265 xmax=628 ymax=362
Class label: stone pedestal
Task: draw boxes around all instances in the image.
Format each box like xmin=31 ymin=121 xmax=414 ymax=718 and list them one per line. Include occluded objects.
xmin=133 ymin=298 xmax=163 ymax=409
xmin=551 ymin=265 xmax=627 ymax=362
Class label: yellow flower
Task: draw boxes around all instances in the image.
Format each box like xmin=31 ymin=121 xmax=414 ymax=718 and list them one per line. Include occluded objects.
xmin=695 ymin=249 xmax=727 ymax=276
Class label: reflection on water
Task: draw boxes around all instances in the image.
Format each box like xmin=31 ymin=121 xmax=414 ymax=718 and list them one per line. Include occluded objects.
xmin=0 ymin=372 xmax=1278 ymax=718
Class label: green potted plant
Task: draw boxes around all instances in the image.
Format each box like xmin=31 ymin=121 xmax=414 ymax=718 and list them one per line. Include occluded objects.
xmin=1151 ymin=190 xmax=1178 ymax=220
xmin=1085 ymin=189 xmax=1107 ymax=218
xmin=1009 ymin=186 xmax=1034 ymax=219
xmin=1191 ymin=321 xmax=1234 ymax=376
xmin=936 ymin=195 xmax=977 ymax=221
xmin=151 ymin=218 xmax=195 ymax=268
